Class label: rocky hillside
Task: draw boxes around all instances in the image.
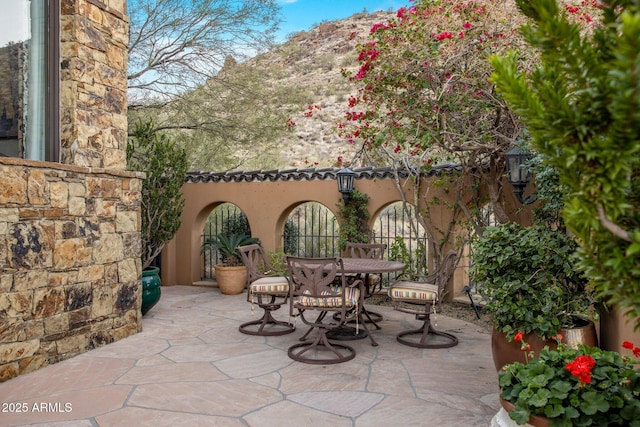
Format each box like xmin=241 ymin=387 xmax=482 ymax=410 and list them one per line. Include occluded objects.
xmin=246 ymin=11 xmax=395 ymax=168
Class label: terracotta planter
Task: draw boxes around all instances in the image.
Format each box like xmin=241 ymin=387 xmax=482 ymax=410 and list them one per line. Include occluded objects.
xmin=499 ymin=398 xmax=550 ymax=427
xmin=141 ymin=267 xmax=161 ymax=315
xmin=215 ymin=265 xmax=248 ymax=295
xmin=491 ymin=328 xmax=553 ymax=371
xmin=492 ymin=318 xmax=598 ymax=371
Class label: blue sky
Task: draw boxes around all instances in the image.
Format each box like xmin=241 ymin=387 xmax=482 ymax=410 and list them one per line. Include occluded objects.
xmin=276 ymin=0 xmax=411 ymax=42
xmin=0 ymin=1 xmax=411 ymax=47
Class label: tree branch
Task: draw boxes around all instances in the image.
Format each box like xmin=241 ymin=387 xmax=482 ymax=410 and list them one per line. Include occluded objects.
xmin=597 ymin=205 xmax=632 ymax=242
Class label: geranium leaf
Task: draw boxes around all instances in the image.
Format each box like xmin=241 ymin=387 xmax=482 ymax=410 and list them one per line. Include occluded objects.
xmin=529 ymin=388 xmax=551 ymax=407
xmin=580 ymin=391 xmax=610 ymax=415
xmin=549 ymin=379 xmax=572 ymax=397
xmin=509 ymin=406 xmax=531 ymax=425
xmin=563 ymin=406 xmax=580 ymax=419
xmin=544 ymin=402 xmax=564 ymax=418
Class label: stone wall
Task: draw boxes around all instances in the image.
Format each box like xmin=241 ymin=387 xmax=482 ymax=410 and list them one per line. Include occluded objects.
xmin=0 ymin=0 xmax=139 ymax=382
xmin=0 ymin=158 xmax=143 ymax=382
xmin=60 ymin=0 xmax=129 ymax=169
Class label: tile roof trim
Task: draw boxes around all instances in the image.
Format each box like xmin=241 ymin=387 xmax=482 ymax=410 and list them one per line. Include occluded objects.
xmin=185 ymin=165 xmax=462 ymax=183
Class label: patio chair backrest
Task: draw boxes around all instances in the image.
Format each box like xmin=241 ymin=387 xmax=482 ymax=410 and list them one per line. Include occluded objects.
xmin=238 ymin=244 xmax=271 ymax=284
xmin=344 ymin=242 xmax=386 ymax=260
xmin=286 ymin=256 xmax=344 ymax=298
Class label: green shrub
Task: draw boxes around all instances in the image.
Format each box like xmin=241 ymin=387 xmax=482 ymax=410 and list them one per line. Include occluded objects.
xmin=127 ymin=119 xmax=187 ymax=269
xmin=471 ymin=223 xmax=596 ymax=340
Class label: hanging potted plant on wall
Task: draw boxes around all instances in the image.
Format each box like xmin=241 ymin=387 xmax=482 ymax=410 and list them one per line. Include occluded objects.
xmin=127 ymin=119 xmax=188 ymax=315
xmin=201 ymin=233 xmax=258 ymax=295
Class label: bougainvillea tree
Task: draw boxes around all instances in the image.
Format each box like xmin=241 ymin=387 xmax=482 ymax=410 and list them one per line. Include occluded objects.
xmin=333 ymin=0 xmax=532 ymax=262
xmin=491 ymin=0 xmax=640 ymax=327
xmin=312 ymin=0 xmax=600 ymax=264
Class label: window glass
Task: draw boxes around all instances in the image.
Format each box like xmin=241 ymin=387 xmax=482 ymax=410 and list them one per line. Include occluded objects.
xmin=0 ymin=0 xmax=57 ymax=161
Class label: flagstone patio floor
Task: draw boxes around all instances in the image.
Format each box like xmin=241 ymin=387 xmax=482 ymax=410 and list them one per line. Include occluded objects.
xmin=0 ymin=285 xmax=501 ymax=426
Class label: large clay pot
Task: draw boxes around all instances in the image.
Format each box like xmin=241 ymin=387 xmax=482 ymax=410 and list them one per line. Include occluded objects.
xmin=492 ymin=317 xmax=598 ymax=371
xmin=491 ymin=328 xmax=553 ymax=371
xmin=499 ymin=398 xmax=550 ymax=427
xmin=141 ymin=266 xmax=161 ymax=315
xmin=215 ymin=265 xmax=248 ymax=295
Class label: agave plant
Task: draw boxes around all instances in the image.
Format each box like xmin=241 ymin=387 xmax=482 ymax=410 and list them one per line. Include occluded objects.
xmin=201 ymin=233 xmax=258 ymax=266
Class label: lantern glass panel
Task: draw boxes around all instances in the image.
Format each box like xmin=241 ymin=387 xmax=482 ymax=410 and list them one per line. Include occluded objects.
xmin=505 ymin=148 xmax=530 ymax=185
xmin=337 ymin=169 xmax=354 ymax=195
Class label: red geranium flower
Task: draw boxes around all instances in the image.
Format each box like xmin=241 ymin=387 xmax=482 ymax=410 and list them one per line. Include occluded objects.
xmin=566 ymin=355 xmax=596 ymax=384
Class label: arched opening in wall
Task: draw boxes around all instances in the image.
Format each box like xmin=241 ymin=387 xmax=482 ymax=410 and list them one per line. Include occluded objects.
xmin=462 ymin=203 xmax=498 ymax=301
xmin=284 ymin=202 xmax=339 ymax=258
xmin=282 ymin=201 xmax=429 ymax=287
xmin=372 ymin=202 xmax=428 ymax=286
xmin=201 ymin=202 xmax=251 ymax=280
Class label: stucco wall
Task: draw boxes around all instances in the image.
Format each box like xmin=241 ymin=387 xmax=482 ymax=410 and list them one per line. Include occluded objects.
xmin=162 ymin=169 xmax=532 ymax=299
xmin=0 ymin=0 xmax=138 ymax=382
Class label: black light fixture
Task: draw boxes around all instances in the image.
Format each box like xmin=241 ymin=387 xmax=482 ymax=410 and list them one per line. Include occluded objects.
xmin=505 ymin=146 xmax=536 ymax=205
xmin=336 ymin=168 xmax=355 ymax=203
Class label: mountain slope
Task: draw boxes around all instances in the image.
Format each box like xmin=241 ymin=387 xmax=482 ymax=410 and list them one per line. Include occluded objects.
xmin=245 ymin=11 xmax=395 ymax=168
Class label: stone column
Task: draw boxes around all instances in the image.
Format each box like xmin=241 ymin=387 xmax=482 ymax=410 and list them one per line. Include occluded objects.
xmin=60 ymin=0 xmax=129 ymax=169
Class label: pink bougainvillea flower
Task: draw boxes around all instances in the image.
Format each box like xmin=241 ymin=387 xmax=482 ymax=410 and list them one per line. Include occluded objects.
xmin=355 ymin=63 xmax=370 ymax=79
xmin=370 ymin=22 xmax=388 ymax=33
xmin=435 ymin=31 xmax=454 ymax=41
xmin=396 ymin=5 xmax=417 ymax=20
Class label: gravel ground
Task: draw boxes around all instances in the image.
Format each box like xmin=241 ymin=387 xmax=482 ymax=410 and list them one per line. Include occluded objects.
xmin=368 ymin=294 xmax=493 ymax=334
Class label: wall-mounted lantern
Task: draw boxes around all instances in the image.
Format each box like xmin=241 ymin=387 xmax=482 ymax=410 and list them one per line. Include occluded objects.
xmin=505 ymin=146 xmax=537 ymax=205
xmin=336 ymin=168 xmax=355 ymax=203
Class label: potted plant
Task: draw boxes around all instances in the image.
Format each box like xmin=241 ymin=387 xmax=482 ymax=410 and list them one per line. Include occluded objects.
xmin=127 ymin=119 xmax=187 ymax=315
xmin=470 ymin=222 xmax=599 ymax=370
xmin=201 ymin=233 xmax=258 ymax=295
xmin=498 ymin=336 xmax=640 ymax=426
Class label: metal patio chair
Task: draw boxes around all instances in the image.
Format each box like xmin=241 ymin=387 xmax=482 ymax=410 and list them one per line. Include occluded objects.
xmin=237 ymin=244 xmax=295 ymax=336
xmin=388 ymin=250 xmax=459 ymax=348
xmin=342 ymin=242 xmax=387 ymax=327
xmin=287 ymin=256 xmax=363 ymax=364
